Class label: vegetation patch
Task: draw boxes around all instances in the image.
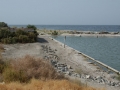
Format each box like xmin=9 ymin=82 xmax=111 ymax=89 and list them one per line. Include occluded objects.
xmin=0 ymin=55 xmax=64 ymax=83
xmin=52 ymin=31 xmax=58 ymax=35
xmin=0 ymin=22 xmax=38 ymax=44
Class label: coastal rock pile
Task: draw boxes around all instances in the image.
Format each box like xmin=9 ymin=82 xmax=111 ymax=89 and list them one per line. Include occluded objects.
xmin=41 ymin=45 xmax=120 ymax=87
xmin=50 ymin=59 xmax=120 ymax=87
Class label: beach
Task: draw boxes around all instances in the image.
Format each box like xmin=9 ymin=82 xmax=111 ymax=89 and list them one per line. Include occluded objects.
xmin=2 ymin=35 xmax=120 ymax=90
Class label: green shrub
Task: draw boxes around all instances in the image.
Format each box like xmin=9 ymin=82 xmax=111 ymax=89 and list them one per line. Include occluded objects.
xmin=0 ymin=22 xmax=8 ymax=27
xmin=52 ymin=31 xmax=58 ymax=35
xmin=27 ymin=25 xmax=37 ymax=30
xmin=11 ymin=37 xmax=18 ymax=43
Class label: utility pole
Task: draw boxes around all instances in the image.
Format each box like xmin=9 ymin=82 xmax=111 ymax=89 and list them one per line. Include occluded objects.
xmin=64 ymin=36 xmax=66 ymax=48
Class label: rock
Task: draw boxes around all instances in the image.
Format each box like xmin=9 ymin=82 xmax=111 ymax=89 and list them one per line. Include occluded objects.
xmin=76 ymin=73 xmax=81 ymax=78
xmin=100 ymin=79 xmax=105 ymax=84
xmin=111 ymin=82 xmax=116 ymax=86
xmin=57 ymin=63 xmax=65 ymax=67
xmin=57 ymin=67 xmax=63 ymax=70
xmin=67 ymin=65 xmax=72 ymax=69
xmin=65 ymin=71 xmax=70 ymax=75
xmin=51 ymin=59 xmax=58 ymax=63
xmin=55 ymin=49 xmax=57 ymax=51
xmin=57 ymin=70 xmax=62 ymax=73
xmin=81 ymin=74 xmax=86 ymax=79
xmin=96 ymin=76 xmax=103 ymax=79
xmin=71 ymin=73 xmax=80 ymax=77
xmin=86 ymin=75 xmax=90 ymax=79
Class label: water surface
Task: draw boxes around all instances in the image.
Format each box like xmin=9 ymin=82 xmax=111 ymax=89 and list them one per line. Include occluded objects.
xmin=53 ymin=36 xmax=120 ymax=71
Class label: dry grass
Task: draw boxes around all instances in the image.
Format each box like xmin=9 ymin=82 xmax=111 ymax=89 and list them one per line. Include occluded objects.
xmin=2 ymin=55 xmax=65 ymax=83
xmin=0 ymin=79 xmax=105 ymax=90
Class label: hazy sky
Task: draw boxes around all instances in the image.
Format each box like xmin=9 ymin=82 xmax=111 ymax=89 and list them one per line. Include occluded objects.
xmin=0 ymin=0 xmax=120 ymax=25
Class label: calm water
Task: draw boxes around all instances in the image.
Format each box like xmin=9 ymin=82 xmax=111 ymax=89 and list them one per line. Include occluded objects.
xmin=53 ymin=36 xmax=120 ymax=71
xmin=9 ymin=25 xmax=120 ymax=32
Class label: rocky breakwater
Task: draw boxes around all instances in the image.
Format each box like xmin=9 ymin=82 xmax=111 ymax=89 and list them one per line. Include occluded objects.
xmin=41 ymin=45 xmax=120 ymax=87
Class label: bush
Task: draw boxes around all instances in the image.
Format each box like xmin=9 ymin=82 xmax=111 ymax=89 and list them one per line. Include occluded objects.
xmin=27 ymin=25 xmax=37 ymax=30
xmin=18 ymin=35 xmax=29 ymax=43
xmin=0 ymin=22 xmax=8 ymax=27
xmin=0 ymin=29 xmax=38 ymax=44
xmin=2 ymin=55 xmax=64 ymax=83
xmin=52 ymin=31 xmax=58 ymax=35
xmin=0 ymin=29 xmax=11 ymax=39
xmin=11 ymin=37 xmax=18 ymax=43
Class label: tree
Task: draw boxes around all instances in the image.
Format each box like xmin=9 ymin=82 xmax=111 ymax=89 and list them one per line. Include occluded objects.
xmin=27 ymin=25 xmax=37 ymax=30
xmin=0 ymin=22 xmax=8 ymax=27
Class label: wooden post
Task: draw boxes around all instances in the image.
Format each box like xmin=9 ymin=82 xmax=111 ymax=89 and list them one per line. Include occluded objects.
xmin=64 ymin=36 xmax=66 ymax=48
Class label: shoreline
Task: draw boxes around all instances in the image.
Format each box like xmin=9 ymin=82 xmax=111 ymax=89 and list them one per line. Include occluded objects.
xmin=50 ymin=37 xmax=120 ymax=74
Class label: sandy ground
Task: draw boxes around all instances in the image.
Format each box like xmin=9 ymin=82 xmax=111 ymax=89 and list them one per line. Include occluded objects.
xmin=2 ymin=35 xmax=120 ymax=90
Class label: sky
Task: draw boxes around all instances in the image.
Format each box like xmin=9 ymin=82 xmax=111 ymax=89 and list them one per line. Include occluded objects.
xmin=0 ymin=0 xmax=120 ymax=25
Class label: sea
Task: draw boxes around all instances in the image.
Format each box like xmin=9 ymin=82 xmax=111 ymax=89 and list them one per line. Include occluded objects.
xmin=10 ymin=25 xmax=120 ymax=32
xmin=10 ymin=25 xmax=120 ymax=71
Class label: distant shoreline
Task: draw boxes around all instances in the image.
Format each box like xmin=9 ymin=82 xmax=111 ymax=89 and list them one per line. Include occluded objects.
xmin=37 ymin=29 xmax=120 ymax=37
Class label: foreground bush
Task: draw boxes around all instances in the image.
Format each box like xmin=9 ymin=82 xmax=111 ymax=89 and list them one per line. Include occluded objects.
xmin=2 ymin=55 xmax=64 ymax=83
xmin=0 ymin=79 xmax=102 ymax=90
